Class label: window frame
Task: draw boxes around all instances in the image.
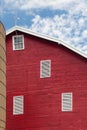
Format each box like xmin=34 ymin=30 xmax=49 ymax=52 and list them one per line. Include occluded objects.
xmin=40 ymin=60 xmax=51 ymax=78
xmin=12 ymin=35 xmax=24 ymax=50
xmin=13 ymin=95 xmax=24 ymax=115
xmin=61 ymin=92 xmax=73 ymax=112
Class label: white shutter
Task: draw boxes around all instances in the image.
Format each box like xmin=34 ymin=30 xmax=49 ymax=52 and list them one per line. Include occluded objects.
xmin=40 ymin=60 xmax=51 ymax=78
xmin=13 ymin=96 xmax=24 ymax=115
xmin=62 ymin=93 xmax=72 ymax=112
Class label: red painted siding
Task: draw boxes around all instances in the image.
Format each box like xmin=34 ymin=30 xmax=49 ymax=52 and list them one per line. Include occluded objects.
xmin=6 ymin=31 xmax=87 ymax=130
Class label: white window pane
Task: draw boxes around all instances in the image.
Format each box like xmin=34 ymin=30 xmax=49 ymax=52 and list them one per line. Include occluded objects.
xmin=13 ymin=35 xmax=24 ymax=50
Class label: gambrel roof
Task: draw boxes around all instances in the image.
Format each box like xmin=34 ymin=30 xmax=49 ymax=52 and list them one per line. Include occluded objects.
xmin=6 ymin=26 xmax=87 ymax=59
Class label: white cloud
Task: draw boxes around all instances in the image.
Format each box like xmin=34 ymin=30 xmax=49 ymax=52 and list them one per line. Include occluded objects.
xmin=2 ymin=0 xmax=87 ymax=12
xmin=82 ymin=30 xmax=87 ymax=38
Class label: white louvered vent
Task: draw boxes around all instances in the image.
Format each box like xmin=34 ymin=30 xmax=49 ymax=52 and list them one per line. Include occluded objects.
xmin=40 ymin=60 xmax=51 ymax=78
xmin=62 ymin=93 xmax=72 ymax=112
xmin=13 ymin=96 xmax=24 ymax=115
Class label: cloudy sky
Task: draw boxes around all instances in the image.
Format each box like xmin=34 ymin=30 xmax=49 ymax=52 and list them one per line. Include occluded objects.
xmin=0 ymin=0 xmax=87 ymax=55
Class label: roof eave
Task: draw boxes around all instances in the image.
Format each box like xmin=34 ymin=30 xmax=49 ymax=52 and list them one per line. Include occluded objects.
xmin=58 ymin=40 xmax=87 ymax=59
xmin=6 ymin=26 xmax=87 ymax=59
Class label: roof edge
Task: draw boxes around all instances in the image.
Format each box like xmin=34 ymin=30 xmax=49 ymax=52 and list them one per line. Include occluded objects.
xmin=6 ymin=26 xmax=87 ymax=59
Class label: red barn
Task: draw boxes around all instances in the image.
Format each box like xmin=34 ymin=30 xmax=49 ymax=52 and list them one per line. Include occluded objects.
xmin=6 ymin=26 xmax=87 ymax=130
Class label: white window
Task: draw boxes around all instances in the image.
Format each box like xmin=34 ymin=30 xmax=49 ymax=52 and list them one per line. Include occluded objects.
xmin=13 ymin=96 xmax=24 ymax=115
xmin=40 ymin=60 xmax=51 ymax=78
xmin=62 ymin=93 xmax=73 ymax=112
xmin=12 ymin=35 xmax=24 ymax=50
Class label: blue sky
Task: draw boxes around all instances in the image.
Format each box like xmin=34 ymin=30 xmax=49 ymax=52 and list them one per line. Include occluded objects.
xmin=0 ymin=0 xmax=87 ymax=55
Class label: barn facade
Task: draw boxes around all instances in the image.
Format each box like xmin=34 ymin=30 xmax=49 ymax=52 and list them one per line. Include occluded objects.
xmin=6 ymin=26 xmax=87 ymax=130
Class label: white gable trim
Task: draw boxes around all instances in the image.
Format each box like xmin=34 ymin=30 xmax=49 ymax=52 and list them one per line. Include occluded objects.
xmin=6 ymin=26 xmax=87 ymax=59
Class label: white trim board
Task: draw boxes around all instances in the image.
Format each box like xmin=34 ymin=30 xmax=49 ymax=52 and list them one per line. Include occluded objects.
xmin=6 ymin=26 xmax=87 ymax=59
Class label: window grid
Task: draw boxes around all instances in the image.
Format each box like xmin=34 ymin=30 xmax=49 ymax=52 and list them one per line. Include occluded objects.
xmin=13 ymin=35 xmax=24 ymax=50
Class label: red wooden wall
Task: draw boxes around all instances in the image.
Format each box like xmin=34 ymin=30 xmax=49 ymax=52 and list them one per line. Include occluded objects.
xmin=6 ymin=31 xmax=87 ymax=130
